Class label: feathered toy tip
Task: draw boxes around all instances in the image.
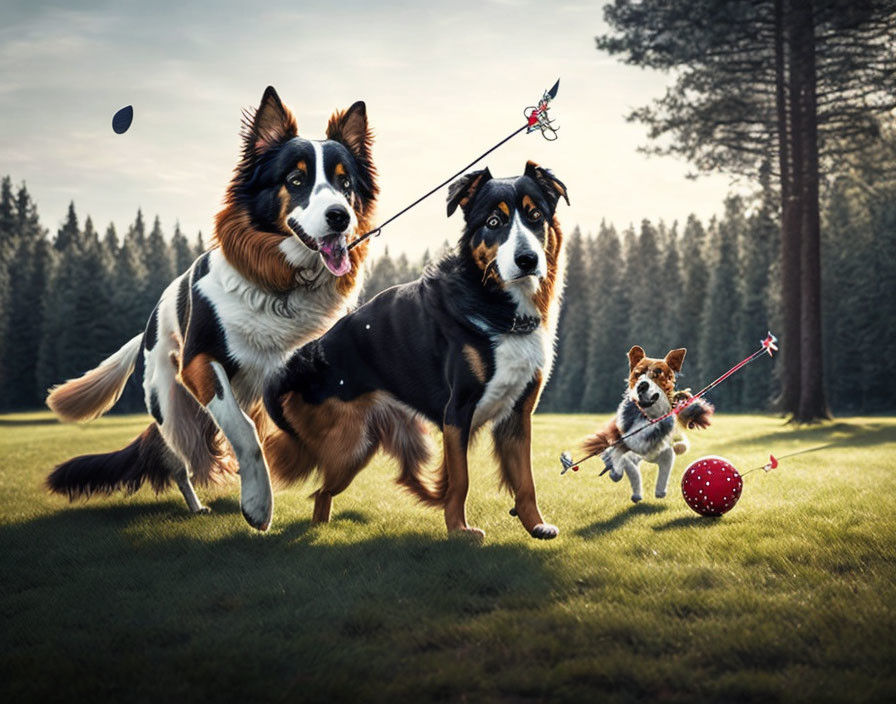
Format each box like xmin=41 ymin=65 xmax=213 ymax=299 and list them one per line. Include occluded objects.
xmin=677 ymin=397 xmax=715 ymax=430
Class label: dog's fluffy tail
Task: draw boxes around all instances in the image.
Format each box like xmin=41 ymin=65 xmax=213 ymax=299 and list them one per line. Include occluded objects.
xmin=676 ymin=397 xmax=715 ymax=430
xmin=582 ymin=418 xmax=622 ymax=456
xmin=46 ymin=334 xmax=143 ymax=422
xmin=46 ymin=424 xmax=174 ymax=500
xmin=376 ymin=409 xmax=446 ymax=507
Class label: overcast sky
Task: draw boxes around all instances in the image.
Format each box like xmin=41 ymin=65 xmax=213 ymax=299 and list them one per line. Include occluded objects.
xmin=0 ymin=0 xmax=734 ymax=257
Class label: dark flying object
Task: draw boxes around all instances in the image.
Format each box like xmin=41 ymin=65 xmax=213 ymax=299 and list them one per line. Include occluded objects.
xmin=112 ymin=105 xmax=133 ymax=134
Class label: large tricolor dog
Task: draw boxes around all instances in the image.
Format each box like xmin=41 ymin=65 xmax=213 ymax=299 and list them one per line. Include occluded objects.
xmin=45 ymin=86 xmax=378 ymax=531
xmin=582 ymin=346 xmax=713 ymax=503
xmin=263 ymin=162 xmax=568 ymax=540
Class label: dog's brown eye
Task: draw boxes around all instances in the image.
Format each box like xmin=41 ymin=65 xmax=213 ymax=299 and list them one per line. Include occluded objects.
xmin=288 ymin=172 xmax=304 ymax=187
xmin=486 ymin=215 xmax=501 ymax=229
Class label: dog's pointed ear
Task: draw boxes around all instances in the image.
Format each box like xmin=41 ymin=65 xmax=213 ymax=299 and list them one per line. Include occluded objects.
xmin=447 ymin=168 xmax=492 ymax=217
xmin=327 ymin=101 xmax=373 ymax=164
xmin=327 ymin=101 xmax=377 ymax=200
xmin=665 ymin=348 xmax=687 ymax=373
xmin=525 ymin=160 xmax=569 ymax=208
xmin=242 ymin=86 xmax=298 ymax=155
xmin=628 ymin=345 xmax=646 ymax=371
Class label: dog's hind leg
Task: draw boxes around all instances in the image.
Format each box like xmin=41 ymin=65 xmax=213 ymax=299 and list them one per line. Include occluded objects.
xmin=654 ymin=447 xmax=675 ymax=499
xmin=145 ymin=342 xmax=221 ymax=515
xmin=313 ymin=448 xmax=376 ymax=524
xmin=620 ymin=453 xmax=644 ymax=503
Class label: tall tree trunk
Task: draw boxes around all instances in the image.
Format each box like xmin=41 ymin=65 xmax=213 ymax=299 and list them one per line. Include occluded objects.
xmin=795 ymin=0 xmax=831 ymax=421
xmin=780 ymin=0 xmax=804 ymax=418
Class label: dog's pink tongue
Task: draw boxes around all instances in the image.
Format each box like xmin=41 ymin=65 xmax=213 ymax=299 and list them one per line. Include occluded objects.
xmin=320 ymin=241 xmax=351 ymax=276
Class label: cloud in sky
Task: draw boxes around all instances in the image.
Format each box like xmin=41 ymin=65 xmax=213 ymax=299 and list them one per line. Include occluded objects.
xmin=0 ymin=0 xmax=734 ymax=256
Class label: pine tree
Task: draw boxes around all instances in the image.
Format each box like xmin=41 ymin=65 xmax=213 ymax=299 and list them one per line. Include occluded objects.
xmin=362 ymin=247 xmax=398 ymax=302
xmin=658 ymin=221 xmax=684 ymax=353
xmin=54 ymin=202 xmax=79 ymax=252
xmin=627 ymin=219 xmax=664 ymax=355
xmin=129 ymin=209 xmax=146 ymax=250
xmin=740 ymin=165 xmax=780 ymax=409
xmin=5 ymin=185 xmax=51 ymax=407
xmin=143 ymin=216 xmax=173 ymax=306
xmin=171 ymin=221 xmax=194 ymax=274
xmin=541 ymin=227 xmax=590 ymax=411
xmin=678 ymin=215 xmax=710 ymax=382
xmin=0 ymin=177 xmax=15 ymax=391
xmin=194 ymin=230 xmax=206 ymax=259
xmin=698 ymin=198 xmax=744 ymax=410
xmin=582 ymin=222 xmax=630 ymax=411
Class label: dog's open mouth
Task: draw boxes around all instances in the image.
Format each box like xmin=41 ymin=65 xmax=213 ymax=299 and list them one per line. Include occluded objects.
xmin=287 ymin=218 xmax=351 ymax=276
xmin=318 ymin=233 xmax=350 ymax=276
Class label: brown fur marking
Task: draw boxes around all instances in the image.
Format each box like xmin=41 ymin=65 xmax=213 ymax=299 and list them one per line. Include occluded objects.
xmin=463 ymin=345 xmax=487 ymax=383
xmin=532 ymin=218 xmax=564 ymax=319
xmin=582 ymin=418 xmax=623 ymax=456
xmin=471 ymin=241 xmax=498 ymax=275
xmin=179 ymin=353 xmax=218 ymax=406
xmin=214 ymin=205 xmax=298 ymax=293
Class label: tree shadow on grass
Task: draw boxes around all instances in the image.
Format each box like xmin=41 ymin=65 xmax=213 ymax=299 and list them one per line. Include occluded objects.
xmin=0 ymin=498 xmax=559 ymax=702
xmin=725 ymin=420 xmax=896 ymax=452
xmin=575 ymin=502 xmax=668 ymax=539
xmin=0 ymin=417 xmax=60 ymax=426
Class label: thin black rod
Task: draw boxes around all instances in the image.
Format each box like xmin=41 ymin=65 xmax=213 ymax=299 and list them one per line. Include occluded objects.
xmin=348 ymin=123 xmax=529 ymax=251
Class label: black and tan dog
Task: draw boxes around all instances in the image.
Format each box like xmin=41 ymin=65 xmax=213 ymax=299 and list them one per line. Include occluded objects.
xmin=263 ymin=162 xmax=568 ymax=540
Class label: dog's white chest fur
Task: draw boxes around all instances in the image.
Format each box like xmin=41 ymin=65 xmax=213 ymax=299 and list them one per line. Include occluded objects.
xmin=472 ymin=328 xmax=549 ymax=429
xmin=195 ymin=250 xmax=358 ymax=400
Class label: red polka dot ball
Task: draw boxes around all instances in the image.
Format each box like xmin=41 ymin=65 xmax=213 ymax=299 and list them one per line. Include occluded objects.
xmin=681 ymin=456 xmax=743 ymax=516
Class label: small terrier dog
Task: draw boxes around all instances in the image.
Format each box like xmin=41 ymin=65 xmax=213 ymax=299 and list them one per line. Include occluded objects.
xmin=581 ymin=346 xmax=713 ymax=503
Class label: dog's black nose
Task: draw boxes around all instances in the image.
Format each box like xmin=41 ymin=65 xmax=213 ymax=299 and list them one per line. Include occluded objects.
xmin=637 ymin=381 xmax=649 ymax=395
xmin=515 ymin=251 xmax=538 ymax=273
xmin=325 ymin=206 xmax=351 ymax=232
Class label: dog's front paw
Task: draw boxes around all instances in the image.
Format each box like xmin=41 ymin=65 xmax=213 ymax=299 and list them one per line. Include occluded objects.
xmin=655 ymin=490 xmax=667 ymax=499
xmin=631 ymin=494 xmax=643 ymax=503
xmin=192 ymin=505 xmax=212 ymax=515
xmin=239 ymin=452 xmax=274 ymax=532
xmin=530 ymin=523 xmax=559 ymax=540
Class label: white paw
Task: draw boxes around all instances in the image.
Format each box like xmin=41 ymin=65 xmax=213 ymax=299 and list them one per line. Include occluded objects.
xmin=631 ymin=494 xmax=642 ymax=503
xmin=531 ymin=523 xmax=559 ymax=540
xmin=239 ymin=454 xmax=273 ymax=532
xmin=655 ymin=491 xmax=667 ymax=499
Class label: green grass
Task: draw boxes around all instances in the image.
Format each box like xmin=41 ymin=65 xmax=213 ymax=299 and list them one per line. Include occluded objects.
xmin=2 ymin=411 xmax=895 ymax=703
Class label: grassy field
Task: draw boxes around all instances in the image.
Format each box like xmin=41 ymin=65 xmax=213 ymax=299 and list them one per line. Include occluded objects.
xmin=1 ymin=411 xmax=895 ymax=703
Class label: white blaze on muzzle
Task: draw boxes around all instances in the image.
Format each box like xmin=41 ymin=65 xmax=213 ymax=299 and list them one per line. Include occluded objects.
xmin=286 ymin=141 xmax=358 ymax=276
xmin=495 ymin=211 xmax=546 ymax=283
xmin=630 ymin=374 xmax=671 ymax=415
